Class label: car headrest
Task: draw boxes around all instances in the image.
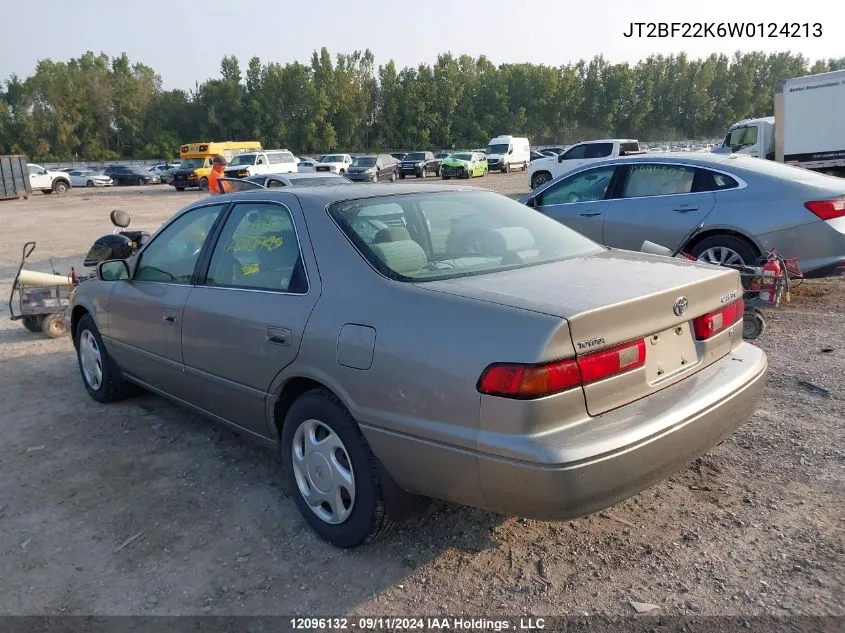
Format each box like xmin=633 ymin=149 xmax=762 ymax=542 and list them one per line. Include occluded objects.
xmin=373 ymin=227 xmax=411 ymax=243
xmin=480 ymin=227 xmax=536 ymax=255
xmin=371 ymin=240 xmax=427 ymax=275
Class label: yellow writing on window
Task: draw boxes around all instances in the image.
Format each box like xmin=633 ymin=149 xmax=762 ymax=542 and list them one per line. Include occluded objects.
xmin=225 ymin=234 xmax=284 ymax=253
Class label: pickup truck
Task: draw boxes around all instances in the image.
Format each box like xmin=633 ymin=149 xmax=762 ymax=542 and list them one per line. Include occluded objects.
xmin=528 ymin=139 xmax=644 ymax=189
xmin=27 ymin=163 xmax=72 ymax=194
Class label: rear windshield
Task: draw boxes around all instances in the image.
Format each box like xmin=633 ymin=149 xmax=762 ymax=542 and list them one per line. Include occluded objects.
xmin=451 ymin=153 xmax=472 ymax=161
xmin=328 ymin=190 xmax=603 ymax=282
xmin=352 ymin=157 xmax=376 ymax=167
xmin=291 ymin=176 xmax=347 ymax=186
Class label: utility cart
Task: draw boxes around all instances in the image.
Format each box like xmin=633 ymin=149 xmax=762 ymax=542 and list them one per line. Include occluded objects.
xmin=8 ymin=242 xmax=72 ymax=338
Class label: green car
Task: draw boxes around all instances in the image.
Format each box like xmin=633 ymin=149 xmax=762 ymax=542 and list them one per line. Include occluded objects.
xmin=440 ymin=151 xmax=488 ymax=179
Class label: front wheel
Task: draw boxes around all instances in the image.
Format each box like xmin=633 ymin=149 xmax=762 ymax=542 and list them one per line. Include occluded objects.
xmin=503 ymin=162 xmax=510 ymax=174
xmin=399 ymin=173 xmax=405 ymax=180
xmin=389 ymin=171 xmax=397 ymax=182
xmin=87 ymin=180 xmax=95 ymax=188
xmin=53 ymin=180 xmax=69 ymax=194
xmin=175 ymin=186 xmax=186 ymax=192
xmin=531 ymin=171 xmax=552 ymax=189
xmin=282 ymin=390 xmax=394 ymax=548
xmin=442 ymin=175 xmax=450 ymax=180
xmin=199 ymin=177 xmax=209 ymax=191
xmin=75 ymin=314 xmax=131 ymax=403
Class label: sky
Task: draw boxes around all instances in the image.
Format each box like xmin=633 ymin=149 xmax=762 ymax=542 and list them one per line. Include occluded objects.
xmin=0 ymin=0 xmax=840 ymax=90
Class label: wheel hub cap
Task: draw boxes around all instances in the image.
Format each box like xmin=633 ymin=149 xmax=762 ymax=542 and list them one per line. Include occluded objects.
xmin=291 ymin=419 xmax=356 ymax=524
xmin=698 ymin=246 xmax=744 ymax=267
xmin=79 ymin=330 xmax=103 ymax=390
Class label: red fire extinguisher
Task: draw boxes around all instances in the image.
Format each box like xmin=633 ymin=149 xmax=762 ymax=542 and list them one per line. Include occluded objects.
xmin=758 ymin=256 xmax=781 ymax=304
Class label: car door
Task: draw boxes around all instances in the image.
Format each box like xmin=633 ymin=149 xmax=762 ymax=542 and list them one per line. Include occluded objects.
xmin=28 ymin=164 xmax=49 ymax=189
xmin=602 ymin=163 xmax=716 ymax=252
xmin=105 ymin=203 xmax=227 ymax=394
xmin=532 ymin=165 xmax=618 ymax=242
xmin=179 ymin=199 xmax=320 ymax=437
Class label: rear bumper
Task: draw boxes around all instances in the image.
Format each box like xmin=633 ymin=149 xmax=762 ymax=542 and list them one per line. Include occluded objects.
xmin=365 ymin=342 xmax=767 ymax=520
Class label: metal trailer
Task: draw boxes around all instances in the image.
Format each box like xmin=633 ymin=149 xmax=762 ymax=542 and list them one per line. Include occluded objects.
xmin=0 ymin=154 xmax=32 ymax=201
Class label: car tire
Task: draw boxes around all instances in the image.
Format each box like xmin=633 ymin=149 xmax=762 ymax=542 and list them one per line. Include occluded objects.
xmin=503 ymin=162 xmax=510 ymax=174
xmin=742 ymin=308 xmax=766 ymax=340
xmin=23 ymin=315 xmax=43 ymax=333
xmin=43 ymin=189 xmax=53 ymax=194
xmin=175 ymin=186 xmax=186 ymax=192
xmin=199 ymin=177 xmax=209 ymax=192
xmin=689 ymin=235 xmax=758 ymax=268
xmin=53 ymin=180 xmax=69 ymax=194
xmin=531 ymin=171 xmax=552 ymax=189
xmin=417 ymin=171 xmax=424 ymax=179
xmin=442 ymin=175 xmax=450 ymax=180
xmin=75 ymin=314 xmax=131 ymax=403
xmin=390 ymin=171 xmax=397 ymax=182
xmin=282 ymin=389 xmax=394 ymax=548
xmin=87 ymin=180 xmax=95 ymax=187
xmin=41 ymin=313 xmax=67 ymax=339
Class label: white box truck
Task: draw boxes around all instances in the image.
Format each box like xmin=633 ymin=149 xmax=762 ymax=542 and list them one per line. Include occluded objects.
xmin=721 ymin=69 xmax=845 ymax=177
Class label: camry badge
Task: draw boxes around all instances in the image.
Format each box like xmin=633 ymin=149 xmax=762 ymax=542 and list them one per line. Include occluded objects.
xmin=673 ymin=297 xmax=688 ymax=317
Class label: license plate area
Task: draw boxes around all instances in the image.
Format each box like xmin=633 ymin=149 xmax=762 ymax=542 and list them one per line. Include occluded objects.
xmin=645 ymin=323 xmax=699 ymax=385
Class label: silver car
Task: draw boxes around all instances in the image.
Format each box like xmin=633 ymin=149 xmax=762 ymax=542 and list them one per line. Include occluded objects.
xmin=69 ymin=185 xmax=767 ymax=547
xmin=521 ymin=153 xmax=845 ymax=277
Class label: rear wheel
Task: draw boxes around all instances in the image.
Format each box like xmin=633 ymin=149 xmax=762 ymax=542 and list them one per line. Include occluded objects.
xmin=742 ymin=308 xmax=765 ymax=340
xmin=41 ymin=313 xmax=67 ymax=339
xmin=23 ymin=315 xmax=43 ymax=333
xmin=690 ymin=235 xmax=758 ymax=268
xmin=282 ymin=390 xmax=394 ymax=548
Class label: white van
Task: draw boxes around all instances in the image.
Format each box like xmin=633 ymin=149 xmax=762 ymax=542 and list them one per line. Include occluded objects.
xmin=485 ymin=135 xmax=531 ymax=172
xmin=223 ymin=149 xmax=298 ymax=178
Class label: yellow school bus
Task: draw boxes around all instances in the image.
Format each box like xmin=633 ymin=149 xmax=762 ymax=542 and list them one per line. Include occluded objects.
xmin=171 ymin=141 xmax=262 ymax=190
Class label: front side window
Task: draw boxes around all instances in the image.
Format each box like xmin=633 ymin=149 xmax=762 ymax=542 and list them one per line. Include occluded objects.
xmin=228 ymin=154 xmax=257 ymax=167
xmin=135 ymin=205 xmax=224 ymax=283
xmin=622 ymin=164 xmax=695 ymax=198
xmin=540 ymin=166 xmax=616 ymax=205
xmin=329 ymin=191 xmax=603 ymax=282
xmin=561 ymin=145 xmax=586 ymax=160
xmin=205 ymin=202 xmax=307 ymax=293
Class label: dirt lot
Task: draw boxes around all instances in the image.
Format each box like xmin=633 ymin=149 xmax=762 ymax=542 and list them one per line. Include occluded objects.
xmin=1 ymin=174 xmax=843 ymax=618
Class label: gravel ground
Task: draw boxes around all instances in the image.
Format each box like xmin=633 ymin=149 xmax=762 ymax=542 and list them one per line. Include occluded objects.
xmin=0 ymin=175 xmax=843 ymax=618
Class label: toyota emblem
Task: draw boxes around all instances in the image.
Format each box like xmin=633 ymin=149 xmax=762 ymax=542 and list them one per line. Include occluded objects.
xmin=673 ymin=297 xmax=688 ymax=316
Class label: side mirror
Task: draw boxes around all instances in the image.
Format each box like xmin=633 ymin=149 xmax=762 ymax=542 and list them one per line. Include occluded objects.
xmin=558 ymin=154 xmax=565 ymax=163
xmin=98 ymin=259 xmax=130 ymax=281
xmin=525 ymin=196 xmax=536 ymax=208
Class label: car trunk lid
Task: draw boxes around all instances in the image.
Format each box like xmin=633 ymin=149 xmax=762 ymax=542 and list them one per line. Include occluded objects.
xmin=420 ymin=249 xmax=744 ymax=415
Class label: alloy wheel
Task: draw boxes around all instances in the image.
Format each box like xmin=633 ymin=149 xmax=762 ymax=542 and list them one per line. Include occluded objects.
xmin=697 ymin=246 xmax=745 ymax=267
xmin=79 ymin=329 xmax=103 ymax=390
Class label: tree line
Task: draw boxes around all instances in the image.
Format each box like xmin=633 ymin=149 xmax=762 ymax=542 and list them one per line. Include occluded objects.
xmin=1 ymin=49 xmax=843 ymax=162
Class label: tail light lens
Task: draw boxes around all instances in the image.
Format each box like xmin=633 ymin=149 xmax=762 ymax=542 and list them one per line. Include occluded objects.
xmin=693 ymin=299 xmax=744 ymax=340
xmin=478 ymin=338 xmax=646 ymax=399
xmin=804 ymin=200 xmax=845 ymax=221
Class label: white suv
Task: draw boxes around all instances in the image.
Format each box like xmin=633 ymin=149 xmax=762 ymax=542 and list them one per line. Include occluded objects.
xmin=528 ymin=139 xmax=643 ymax=189
xmin=27 ymin=164 xmax=72 ymax=194
xmin=224 ymin=149 xmax=298 ymax=178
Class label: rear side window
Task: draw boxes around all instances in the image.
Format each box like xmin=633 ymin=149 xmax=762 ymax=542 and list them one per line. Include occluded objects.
xmin=621 ymin=164 xmax=695 ymax=197
xmin=620 ymin=141 xmax=641 ymax=155
xmin=692 ymin=169 xmax=739 ymax=192
xmin=282 ymin=152 xmax=295 ymax=163
xmin=268 ymin=153 xmax=283 ymax=164
xmin=585 ymin=143 xmax=614 ymax=159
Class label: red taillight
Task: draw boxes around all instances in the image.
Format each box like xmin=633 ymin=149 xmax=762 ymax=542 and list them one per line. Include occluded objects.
xmin=693 ymin=299 xmax=744 ymax=340
xmin=478 ymin=359 xmax=581 ymax=399
xmin=199 ymin=144 xmax=209 ymax=152
xmin=578 ymin=339 xmax=646 ymax=385
xmin=478 ymin=338 xmax=646 ymax=399
xmin=804 ymin=199 xmax=845 ymax=221
xmin=180 ymin=145 xmax=188 ymax=153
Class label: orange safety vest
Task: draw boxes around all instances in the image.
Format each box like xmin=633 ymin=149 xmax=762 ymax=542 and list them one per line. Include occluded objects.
xmin=208 ymin=166 xmax=231 ymax=195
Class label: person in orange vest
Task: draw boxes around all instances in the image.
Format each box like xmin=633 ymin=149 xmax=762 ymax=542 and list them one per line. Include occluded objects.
xmin=208 ymin=155 xmax=232 ymax=195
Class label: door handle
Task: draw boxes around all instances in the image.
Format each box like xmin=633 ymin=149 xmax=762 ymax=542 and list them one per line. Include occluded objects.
xmin=579 ymin=212 xmax=602 ymax=217
xmin=266 ymin=327 xmax=292 ymax=347
xmin=673 ymin=206 xmax=699 ymax=213
xmin=162 ymin=315 xmax=176 ymax=324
